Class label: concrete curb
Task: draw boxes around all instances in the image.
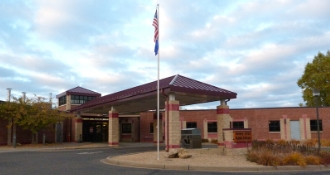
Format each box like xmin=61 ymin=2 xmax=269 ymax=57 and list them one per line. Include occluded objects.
xmin=102 ymin=155 xmax=330 ymax=172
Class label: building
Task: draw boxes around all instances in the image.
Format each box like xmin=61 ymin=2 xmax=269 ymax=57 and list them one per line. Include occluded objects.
xmin=61 ymin=75 xmax=329 ymax=149
xmin=1 ymin=75 xmax=328 ymax=147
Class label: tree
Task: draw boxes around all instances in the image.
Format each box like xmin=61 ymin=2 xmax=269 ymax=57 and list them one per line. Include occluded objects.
xmin=0 ymin=95 xmax=74 ymax=144
xmin=297 ymin=51 xmax=330 ymax=107
xmin=0 ymin=96 xmax=30 ymax=145
xmin=18 ymin=96 xmax=74 ymax=144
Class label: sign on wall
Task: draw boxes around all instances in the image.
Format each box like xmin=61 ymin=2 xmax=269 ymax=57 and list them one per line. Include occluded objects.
xmin=233 ymin=130 xmax=252 ymax=143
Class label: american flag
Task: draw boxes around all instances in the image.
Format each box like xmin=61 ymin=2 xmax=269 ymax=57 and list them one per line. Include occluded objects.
xmin=153 ymin=9 xmax=159 ymax=55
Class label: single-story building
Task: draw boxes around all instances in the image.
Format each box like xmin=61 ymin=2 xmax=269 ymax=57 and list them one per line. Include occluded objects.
xmin=1 ymin=75 xmax=328 ymax=149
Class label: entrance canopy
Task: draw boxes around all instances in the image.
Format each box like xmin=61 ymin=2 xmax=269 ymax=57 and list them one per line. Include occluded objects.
xmin=71 ymin=74 xmax=237 ymax=114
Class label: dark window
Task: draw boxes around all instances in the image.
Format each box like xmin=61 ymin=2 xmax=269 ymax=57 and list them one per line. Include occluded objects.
xmin=121 ymin=123 xmax=131 ymax=134
xmin=71 ymin=95 xmax=96 ymax=104
xmin=232 ymin=121 xmax=244 ymax=129
xmin=150 ymin=123 xmax=154 ymax=133
xmin=310 ymin=120 xmax=323 ymax=131
xmin=269 ymin=121 xmax=280 ymax=132
xmin=59 ymin=96 xmax=66 ymax=106
xmin=186 ymin=122 xmax=197 ymax=128
xmin=208 ymin=122 xmax=217 ymax=132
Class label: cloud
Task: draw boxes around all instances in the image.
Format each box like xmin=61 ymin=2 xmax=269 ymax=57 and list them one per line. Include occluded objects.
xmin=1 ymin=0 xmax=330 ymax=110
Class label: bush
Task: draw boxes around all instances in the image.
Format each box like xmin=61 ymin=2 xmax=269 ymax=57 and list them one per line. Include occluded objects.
xmin=210 ymin=139 xmax=218 ymax=144
xmin=305 ymin=155 xmax=320 ymax=165
xmin=246 ymin=150 xmax=260 ymax=163
xmin=321 ymin=139 xmax=330 ymax=147
xmin=258 ymin=150 xmax=282 ymax=166
xmin=277 ymin=139 xmax=288 ymax=146
xmin=319 ymin=152 xmax=330 ymax=166
xmin=304 ymin=139 xmax=317 ymax=147
xmin=283 ymin=152 xmax=306 ymax=167
xmin=201 ymin=139 xmax=209 ymax=143
xmin=247 ymin=149 xmax=281 ymax=166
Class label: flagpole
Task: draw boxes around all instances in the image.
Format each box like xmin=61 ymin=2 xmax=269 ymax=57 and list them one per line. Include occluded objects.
xmin=156 ymin=4 xmax=160 ymax=161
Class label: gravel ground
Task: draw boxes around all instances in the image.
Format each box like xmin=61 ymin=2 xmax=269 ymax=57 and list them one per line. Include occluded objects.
xmin=110 ymin=148 xmax=264 ymax=167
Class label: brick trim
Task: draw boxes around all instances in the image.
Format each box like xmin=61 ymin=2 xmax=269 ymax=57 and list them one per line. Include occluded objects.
xmin=218 ymin=143 xmax=225 ymax=146
xmin=168 ymin=145 xmax=180 ymax=148
xmin=109 ymin=113 xmax=119 ymax=118
xmin=153 ymin=141 xmax=164 ymax=143
xmin=167 ymin=104 xmax=179 ymax=111
xmin=217 ymin=108 xmax=229 ymax=114
xmin=108 ymin=142 xmax=118 ymax=146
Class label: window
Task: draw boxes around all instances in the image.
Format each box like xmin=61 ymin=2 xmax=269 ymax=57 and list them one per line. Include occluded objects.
xmin=310 ymin=120 xmax=323 ymax=131
xmin=150 ymin=123 xmax=154 ymax=133
xmin=59 ymin=96 xmax=66 ymax=106
xmin=71 ymin=95 xmax=96 ymax=104
xmin=208 ymin=122 xmax=217 ymax=132
xmin=186 ymin=122 xmax=197 ymax=128
xmin=269 ymin=121 xmax=280 ymax=132
xmin=232 ymin=121 xmax=244 ymax=129
xmin=121 ymin=123 xmax=131 ymax=134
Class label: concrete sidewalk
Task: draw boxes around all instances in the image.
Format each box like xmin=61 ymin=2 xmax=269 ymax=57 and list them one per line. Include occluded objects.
xmin=102 ymin=150 xmax=330 ymax=172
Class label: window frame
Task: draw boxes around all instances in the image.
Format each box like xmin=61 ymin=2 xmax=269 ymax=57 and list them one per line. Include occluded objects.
xmin=232 ymin=121 xmax=244 ymax=129
xmin=269 ymin=120 xmax=280 ymax=132
xmin=71 ymin=95 xmax=96 ymax=104
xmin=121 ymin=123 xmax=132 ymax=134
xmin=310 ymin=119 xmax=323 ymax=131
xmin=207 ymin=122 xmax=217 ymax=133
xmin=58 ymin=96 xmax=66 ymax=106
xmin=186 ymin=122 xmax=197 ymax=128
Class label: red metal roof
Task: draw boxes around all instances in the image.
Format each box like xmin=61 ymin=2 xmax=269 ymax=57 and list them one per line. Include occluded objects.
xmin=71 ymin=74 xmax=236 ymax=112
xmin=169 ymin=75 xmax=235 ymax=96
xmin=56 ymin=86 xmax=101 ymax=98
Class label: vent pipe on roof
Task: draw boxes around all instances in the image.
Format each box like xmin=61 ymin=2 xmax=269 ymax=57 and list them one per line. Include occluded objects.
xmin=6 ymin=88 xmax=11 ymax=102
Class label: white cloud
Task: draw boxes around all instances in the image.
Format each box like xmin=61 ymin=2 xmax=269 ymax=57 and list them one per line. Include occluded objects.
xmin=0 ymin=0 xmax=329 ymax=109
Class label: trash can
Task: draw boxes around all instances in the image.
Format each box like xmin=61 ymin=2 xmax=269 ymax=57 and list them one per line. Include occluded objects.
xmin=181 ymin=128 xmax=202 ymax=149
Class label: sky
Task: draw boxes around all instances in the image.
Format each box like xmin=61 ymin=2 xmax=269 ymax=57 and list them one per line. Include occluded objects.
xmin=1 ymin=0 xmax=330 ymax=110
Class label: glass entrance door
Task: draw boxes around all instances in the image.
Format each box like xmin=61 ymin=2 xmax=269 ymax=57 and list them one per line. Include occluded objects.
xmin=83 ymin=121 xmax=108 ymax=142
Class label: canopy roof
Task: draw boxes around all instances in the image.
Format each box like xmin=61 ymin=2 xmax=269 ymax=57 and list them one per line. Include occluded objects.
xmin=71 ymin=74 xmax=237 ymax=114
